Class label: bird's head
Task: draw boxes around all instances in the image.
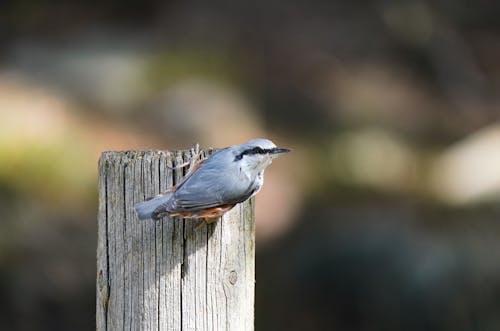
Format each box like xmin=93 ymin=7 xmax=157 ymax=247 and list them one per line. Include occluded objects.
xmin=234 ymin=138 xmax=290 ymax=175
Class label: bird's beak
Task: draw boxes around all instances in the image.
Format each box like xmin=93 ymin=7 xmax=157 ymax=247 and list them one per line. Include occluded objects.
xmin=270 ymin=148 xmax=291 ymax=155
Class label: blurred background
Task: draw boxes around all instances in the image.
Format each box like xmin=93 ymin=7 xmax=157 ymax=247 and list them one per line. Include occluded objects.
xmin=2 ymin=0 xmax=500 ymax=330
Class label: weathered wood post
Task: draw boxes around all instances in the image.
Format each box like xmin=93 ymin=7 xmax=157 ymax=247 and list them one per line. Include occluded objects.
xmin=97 ymin=149 xmax=255 ymax=331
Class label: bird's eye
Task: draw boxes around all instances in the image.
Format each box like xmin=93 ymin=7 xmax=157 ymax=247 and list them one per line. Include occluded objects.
xmin=252 ymin=147 xmax=264 ymax=154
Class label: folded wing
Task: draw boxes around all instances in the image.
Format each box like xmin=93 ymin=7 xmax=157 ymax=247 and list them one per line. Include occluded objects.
xmin=165 ymin=149 xmax=254 ymax=213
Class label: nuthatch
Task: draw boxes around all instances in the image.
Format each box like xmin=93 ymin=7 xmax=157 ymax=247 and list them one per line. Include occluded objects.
xmin=134 ymin=138 xmax=290 ymax=221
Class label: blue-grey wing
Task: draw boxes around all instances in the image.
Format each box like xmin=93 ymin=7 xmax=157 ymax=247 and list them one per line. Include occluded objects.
xmin=166 ymin=148 xmax=253 ymax=212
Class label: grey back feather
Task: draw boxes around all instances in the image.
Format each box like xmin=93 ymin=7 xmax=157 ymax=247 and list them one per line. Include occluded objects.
xmin=165 ymin=146 xmax=256 ymax=212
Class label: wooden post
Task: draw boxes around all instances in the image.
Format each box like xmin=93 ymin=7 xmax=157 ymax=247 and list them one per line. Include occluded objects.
xmin=97 ymin=150 xmax=255 ymax=331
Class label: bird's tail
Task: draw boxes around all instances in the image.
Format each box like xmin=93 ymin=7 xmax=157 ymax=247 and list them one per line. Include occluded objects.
xmin=134 ymin=192 xmax=172 ymax=220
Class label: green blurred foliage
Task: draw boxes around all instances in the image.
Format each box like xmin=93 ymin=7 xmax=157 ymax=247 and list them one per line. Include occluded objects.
xmin=146 ymin=48 xmax=249 ymax=92
xmin=0 ymin=138 xmax=96 ymax=210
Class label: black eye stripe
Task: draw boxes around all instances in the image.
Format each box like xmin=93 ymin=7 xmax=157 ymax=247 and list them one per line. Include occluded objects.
xmin=234 ymin=147 xmax=273 ymax=161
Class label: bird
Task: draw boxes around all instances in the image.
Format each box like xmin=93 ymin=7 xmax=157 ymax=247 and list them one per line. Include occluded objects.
xmin=134 ymin=138 xmax=290 ymax=221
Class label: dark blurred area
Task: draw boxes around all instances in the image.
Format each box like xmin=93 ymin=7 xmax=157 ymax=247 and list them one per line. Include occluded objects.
xmin=2 ymin=0 xmax=500 ymax=330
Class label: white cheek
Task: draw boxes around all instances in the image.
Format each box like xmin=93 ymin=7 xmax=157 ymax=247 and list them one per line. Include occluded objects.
xmin=257 ymin=172 xmax=264 ymax=185
xmin=251 ymin=173 xmax=264 ymax=197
